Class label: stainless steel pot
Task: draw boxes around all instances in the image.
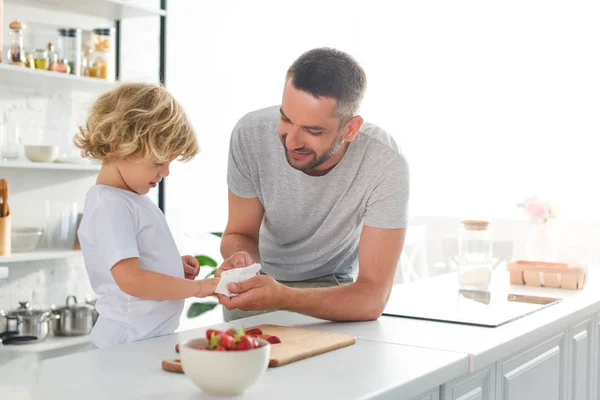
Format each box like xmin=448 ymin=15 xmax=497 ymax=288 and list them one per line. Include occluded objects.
xmin=0 ymin=302 xmax=51 ymax=345
xmin=51 ymin=295 xmax=95 ymax=336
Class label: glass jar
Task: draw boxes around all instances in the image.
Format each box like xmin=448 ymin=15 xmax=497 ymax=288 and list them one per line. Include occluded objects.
xmin=24 ymin=52 xmax=35 ymax=69
xmin=457 ymin=220 xmax=493 ymax=291
xmin=57 ymin=28 xmax=82 ymax=76
xmin=7 ymin=20 xmax=25 ymax=66
xmin=33 ymin=49 xmax=48 ymax=70
xmin=92 ymin=28 xmax=115 ymax=81
xmin=55 ymin=58 xmax=71 ymax=74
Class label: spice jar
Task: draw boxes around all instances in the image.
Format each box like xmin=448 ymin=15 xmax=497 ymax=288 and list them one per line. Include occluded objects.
xmin=457 ymin=220 xmax=493 ymax=292
xmin=24 ymin=52 xmax=35 ymax=69
xmin=55 ymin=58 xmax=71 ymax=74
xmin=7 ymin=20 xmax=25 ymax=66
xmin=58 ymin=28 xmax=82 ymax=76
xmin=33 ymin=48 xmax=48 ymax=70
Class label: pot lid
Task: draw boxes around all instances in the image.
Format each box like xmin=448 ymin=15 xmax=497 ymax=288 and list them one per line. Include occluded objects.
xmin=53 ymin=295 xmax=94 ymax=312
xmin=7 ymin=301 xmax=49 ymax=317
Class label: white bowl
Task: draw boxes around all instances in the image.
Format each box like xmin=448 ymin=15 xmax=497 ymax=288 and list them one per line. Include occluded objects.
xmin=24 ymin=145 xmax=59 ymax=163
xmin=11 ymin=227 xmax=44 ymax=252
xmin=180 ymin=337 xmax=270 ymax=396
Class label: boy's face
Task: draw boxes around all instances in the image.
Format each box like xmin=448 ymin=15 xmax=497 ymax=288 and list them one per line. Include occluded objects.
xmin=116 ymin=156 xmax=175 ymax=195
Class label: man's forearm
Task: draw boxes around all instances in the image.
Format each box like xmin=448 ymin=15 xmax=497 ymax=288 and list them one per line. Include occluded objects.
xmin=281 ymin=281 xmax=388 ymax=321
xmin=220 ymin=233 xmax=261 ymax=262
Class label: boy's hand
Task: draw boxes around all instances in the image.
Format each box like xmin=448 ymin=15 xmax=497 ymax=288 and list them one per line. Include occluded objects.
xmin=195 ymin=277 xmax=219 ymax=297
xmin=182 ymin=255 xmax=200 ymax=280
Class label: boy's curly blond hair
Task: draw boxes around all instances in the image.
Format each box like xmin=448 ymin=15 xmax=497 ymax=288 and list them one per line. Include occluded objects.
xmin=74 ymin=82 xmax=198 ymax=163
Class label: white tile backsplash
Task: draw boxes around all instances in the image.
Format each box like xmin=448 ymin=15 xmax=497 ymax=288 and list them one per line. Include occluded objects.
xmin=0 ymin=257 xmax=93 ymax=311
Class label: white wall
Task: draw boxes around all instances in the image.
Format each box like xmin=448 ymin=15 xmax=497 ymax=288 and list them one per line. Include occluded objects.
xmin=165 ymin=0 xmax=600 ymax=241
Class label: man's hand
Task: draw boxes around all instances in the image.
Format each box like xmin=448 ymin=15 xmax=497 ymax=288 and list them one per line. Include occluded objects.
xmin=182 ymin=255 xmax=200 ymax=280
xmin=217 ymin=275 xmax=289 ymax=311
xmin=215 ymin=251 xmax=254 ymax=278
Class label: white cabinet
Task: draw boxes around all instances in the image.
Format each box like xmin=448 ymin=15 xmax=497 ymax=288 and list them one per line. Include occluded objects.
xmin=595 ymin=313 xmax=600 ymax=400
xmin=568 ymin=318 xmax=594 ymax=400
xmin=411 ymin=387 xmax=440 ymax=400
xmin=495 ymin=332 xmax=567 ymax=400
xmin=441 ymin=365 xmax=495 ymax=400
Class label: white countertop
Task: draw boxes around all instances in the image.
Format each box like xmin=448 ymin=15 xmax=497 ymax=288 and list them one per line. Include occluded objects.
xmin=29 ymin=269 xmax=600 ymax=398
xmin=273 ymin=269 xmax=600 ymax=371
xmin=34 ymin=321 xmax=468 ymax=400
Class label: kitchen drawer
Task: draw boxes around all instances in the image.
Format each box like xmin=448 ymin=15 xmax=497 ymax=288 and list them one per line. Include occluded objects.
xmin=410 ymin=387 xmax=440 ymax=400
xmin=441 ymin=364 xmax=495 ymax=400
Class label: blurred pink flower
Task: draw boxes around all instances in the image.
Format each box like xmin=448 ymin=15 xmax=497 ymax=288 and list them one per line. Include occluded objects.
xmin=520 ymin=196 xmax=551 ymax=224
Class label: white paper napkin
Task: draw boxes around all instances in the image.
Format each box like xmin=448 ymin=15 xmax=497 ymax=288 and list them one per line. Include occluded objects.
xmin=215 ymin=263 xmax=262 ymax=297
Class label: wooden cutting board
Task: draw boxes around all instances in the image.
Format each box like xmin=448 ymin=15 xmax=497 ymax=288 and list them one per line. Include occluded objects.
xmin=250 ymin=324 xmax=356 ymax=367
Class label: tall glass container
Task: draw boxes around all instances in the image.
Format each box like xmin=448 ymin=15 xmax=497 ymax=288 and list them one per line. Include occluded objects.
xmin=458 ymin=220 xmax=493 ymax=291
xmin=58 ymin=28 xmax=82 ymax=76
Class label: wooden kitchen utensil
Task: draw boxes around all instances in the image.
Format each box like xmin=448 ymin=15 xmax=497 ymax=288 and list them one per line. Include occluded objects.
xmin=508 ymin=260 xmax=587 ymax=290
xmin=0 ymin=179 xmax=10 ymax=256
xmin=249 ymin=324 xmax=356 ymax=367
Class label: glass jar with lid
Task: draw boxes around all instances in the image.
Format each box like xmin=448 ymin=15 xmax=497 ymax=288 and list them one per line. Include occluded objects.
xmin=7 ymin=20 xmax=26 ymax=66
xmin=457 ymin=220 xmax=493 ymax=291
xmin=33 ymin=49 xmax=48 ymax=70
xmin=57 ymin=28 xmax=82 ymax=76
xmin=92 ymin=28 xmax=115 ymax=81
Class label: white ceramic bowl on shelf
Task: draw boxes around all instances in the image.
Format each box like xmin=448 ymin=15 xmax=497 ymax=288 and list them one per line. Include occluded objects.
xmin=180 ymin=337 xmax=270 ymax=395
xmin=24 ymin=145 xmax=60 ymax=163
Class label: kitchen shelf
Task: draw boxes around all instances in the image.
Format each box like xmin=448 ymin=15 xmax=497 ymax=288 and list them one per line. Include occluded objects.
xmin=0 ymin=64 xmax=115 ymax=94
xmin=6 ymin=0 xmax=166 ymax=20
xmin=0 ymin=250 xmax=82 ymax=264
xmin=0 ymin=160 xmax=101 ymax=172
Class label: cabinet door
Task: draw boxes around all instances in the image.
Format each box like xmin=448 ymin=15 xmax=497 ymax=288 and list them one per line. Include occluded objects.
xmin=441 ymin=365 xmax=495 ymax=400
xmin=568 ymin=318 xmax=593 ymax=400
xmin=496 ymin=332 xmax=566 ymax=400
xmin=595 ymin=313 xmax=600 ymax=400
xmin=410 ymin=387 xmax=440 ymax=400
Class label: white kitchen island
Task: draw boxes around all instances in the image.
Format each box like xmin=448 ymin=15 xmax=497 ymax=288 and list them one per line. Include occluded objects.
xmin=32 ymin=270 xmax=600 ymax=400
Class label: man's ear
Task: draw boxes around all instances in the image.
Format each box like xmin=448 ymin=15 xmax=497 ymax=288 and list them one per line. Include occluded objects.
xmin=343 ymin=115 xmax=364 ymax=142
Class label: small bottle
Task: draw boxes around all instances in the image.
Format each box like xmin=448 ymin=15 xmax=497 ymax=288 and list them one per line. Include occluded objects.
xmin=7 ymin=20 xmax=26 ymax=66
xmin=46 ymin=42 xmax=58 ymax=71
xmin=24 ymin=52 xmax=35 ymax=69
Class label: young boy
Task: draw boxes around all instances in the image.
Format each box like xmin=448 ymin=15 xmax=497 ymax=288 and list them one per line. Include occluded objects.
xmin=74 ymin=83 xmax=218 ymax=348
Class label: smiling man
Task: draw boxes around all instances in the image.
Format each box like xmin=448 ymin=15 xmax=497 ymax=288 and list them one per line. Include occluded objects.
xmin=217 ymin=48 xmax=409 ymax=322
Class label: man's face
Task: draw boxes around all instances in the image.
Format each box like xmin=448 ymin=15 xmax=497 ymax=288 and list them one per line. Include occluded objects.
xmin=278 ymin=79 xmax=347 ymax=173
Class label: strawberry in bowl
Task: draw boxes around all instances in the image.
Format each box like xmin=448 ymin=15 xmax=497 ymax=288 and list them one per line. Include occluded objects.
xmin=180 ymin=327 xmax=270 ymax=395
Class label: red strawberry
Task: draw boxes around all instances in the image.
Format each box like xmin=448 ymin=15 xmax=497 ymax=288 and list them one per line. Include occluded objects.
xmin=218 ymin=332 xmax=235 ymax=350
xmin=267 ymin=335 xmax=281 ymax=344
xmin=214 ymin=346 xmax=226 ymax=351
xmin=244 ymin=328 xmax=263 ymax=336
xmin=233 ymin=335 xmax=258 ymax=350
xmin=206 ymin=329 xmax=221 ymax=341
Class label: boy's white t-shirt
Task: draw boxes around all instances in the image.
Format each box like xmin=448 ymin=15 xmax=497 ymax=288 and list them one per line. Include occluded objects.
xmin=78 ymin=185 xmax=184 ymax=348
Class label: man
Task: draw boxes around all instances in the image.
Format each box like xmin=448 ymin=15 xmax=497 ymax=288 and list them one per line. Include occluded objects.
xmin=217 ymin=47 xmax=409 ymax=322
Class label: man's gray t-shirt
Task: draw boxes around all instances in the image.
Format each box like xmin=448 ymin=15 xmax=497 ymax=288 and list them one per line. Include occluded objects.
xmin=227 ymin=106 xmax=409 ymax=282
